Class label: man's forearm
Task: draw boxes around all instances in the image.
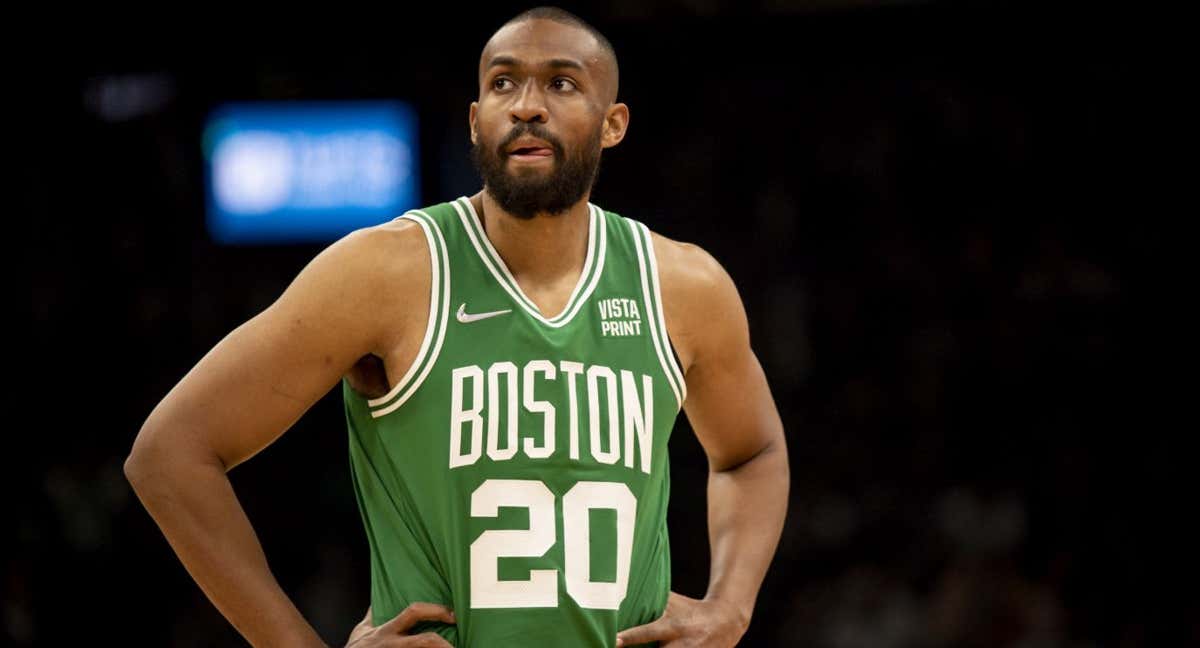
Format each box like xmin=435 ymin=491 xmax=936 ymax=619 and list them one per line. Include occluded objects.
xmin=703 ymin=439 xmax=790 ymax=624
xmin=125 ymin=441 xmax=327 ymax=648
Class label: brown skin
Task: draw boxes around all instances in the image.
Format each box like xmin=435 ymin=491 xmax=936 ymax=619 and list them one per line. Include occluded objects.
xmin=465 ymin=17 xmax=628 ymax=315
xmin=615 ymin=235 xmax=790 ymax=647
xmin=125 ymin=221 xmax=442 ymax=648
xmin=124 ymin=17 xmax=787 ymax=648
xmin=345 ymin=604 xmax=455 ymax=648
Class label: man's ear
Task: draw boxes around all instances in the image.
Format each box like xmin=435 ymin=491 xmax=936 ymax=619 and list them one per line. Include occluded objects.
xmin=601 ymin=102 xmax=629 ymax=149
xmin=469 ymin=101 xmax=479 ymax=145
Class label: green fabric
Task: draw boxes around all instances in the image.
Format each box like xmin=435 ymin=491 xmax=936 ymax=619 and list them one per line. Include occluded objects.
xmin=344 ymin=197 xmax=683 ymax=647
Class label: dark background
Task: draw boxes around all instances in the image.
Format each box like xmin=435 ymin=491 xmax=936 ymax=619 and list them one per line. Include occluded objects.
xmin=13 ymin=1 xmax=1184 ymax=646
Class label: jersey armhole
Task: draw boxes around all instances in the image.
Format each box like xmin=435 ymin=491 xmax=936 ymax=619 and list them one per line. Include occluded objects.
xmin=669 ymin=344 xmax=684 ymax=380
xmin=627 ymin=218 xmax=688 ymax=410
xmin=365 ymin=211 xmax=451 ymax=419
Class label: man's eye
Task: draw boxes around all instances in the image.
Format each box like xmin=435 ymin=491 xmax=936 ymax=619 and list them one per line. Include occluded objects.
xmin=551 ymin=78 xmax=577 ymax=92
xmin=493 ymin=78 xmax=513 ymax=90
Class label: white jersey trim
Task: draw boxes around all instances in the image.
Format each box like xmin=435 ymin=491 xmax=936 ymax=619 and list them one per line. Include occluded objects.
xmin=628 ymin=218 xmax=686 ymax=410
xmin=638 ymin=221 xmax=687 ymax=402
xmin=368 ymin=210 xmax=451 ymax=418
xmin=452 ymin=197 xmax=606 ymax=328
xmin=366 ymin=212 xmax=438 ymax=407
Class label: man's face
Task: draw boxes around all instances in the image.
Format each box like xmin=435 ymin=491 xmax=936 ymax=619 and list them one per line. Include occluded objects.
xmin=470 ymin=19 xmax=622 ymax=219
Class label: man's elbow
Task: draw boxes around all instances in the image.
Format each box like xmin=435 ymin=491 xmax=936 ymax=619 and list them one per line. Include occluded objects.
xmin=712 ymin=432 xmax=789 ymax=475
xmin=762 ymin=436 xmax=790 ymax=483
xmin=123 ymin=426 xmax=167 ymax=492
xmin=751 ymin=435 xmax=790 ymax=491
xmin=124 ymin=423 xmax=213 ymax=492
xmin=771 ymin=434 xmax=790 ymax=475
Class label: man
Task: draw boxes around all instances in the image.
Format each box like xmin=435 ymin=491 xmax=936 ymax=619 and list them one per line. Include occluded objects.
xmin=125 ymin=7 xmax=788 ymax=648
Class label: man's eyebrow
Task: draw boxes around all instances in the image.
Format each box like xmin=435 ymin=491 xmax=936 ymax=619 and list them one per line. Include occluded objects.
xmin=486 ymin=55 xmax=586 ymax=72
xmin=545 ymin=58 xmax=585 ymax=71
xmin=487 ymin=55 xmax=521 ymax=69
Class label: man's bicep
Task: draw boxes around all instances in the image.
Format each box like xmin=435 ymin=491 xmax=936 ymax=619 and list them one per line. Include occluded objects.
xmin=678 ymin=259 xmax=784 ymax=473
xmin=135 ymin=231 xmax=392 ymax=471
xmin=683 ymin=339 xmax=784 ymax=473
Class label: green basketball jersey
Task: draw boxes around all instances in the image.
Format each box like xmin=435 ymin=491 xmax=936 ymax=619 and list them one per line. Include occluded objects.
xmin=342 ymin=196 xmax=686 ymax=647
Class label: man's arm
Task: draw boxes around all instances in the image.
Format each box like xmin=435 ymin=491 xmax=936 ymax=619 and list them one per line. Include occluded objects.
xmin=675 ymin=241 xmax=789 ymax=626
xmin=618 ymin=236 xmax=789 ymax=647
xmin=124 ymin=222 xmax=428 ymax=648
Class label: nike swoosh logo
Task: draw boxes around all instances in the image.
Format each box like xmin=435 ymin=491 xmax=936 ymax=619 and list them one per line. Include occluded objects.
xmin=456 ymin=303 xmax=513 ymax=323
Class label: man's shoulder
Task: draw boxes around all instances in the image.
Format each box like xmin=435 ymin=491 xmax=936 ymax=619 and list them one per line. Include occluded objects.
xmin=350 ymin=198 xmax=464 ymax=245
xmin=320 ymin=214 xmax=432 ymax=291
xmin=637 ymin=226 xmax=742 ymax=373
xmin=359 ymin=212 xmax=430 ymax=245
xmin=643 ymin=228 xmax=732 ymax=301
xmin=583 ymin=209 xmax=734 ymax=298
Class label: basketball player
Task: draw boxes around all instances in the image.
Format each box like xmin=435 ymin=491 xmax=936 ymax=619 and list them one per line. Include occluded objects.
xmin=125 ymin=7 xmax=788 ymax=647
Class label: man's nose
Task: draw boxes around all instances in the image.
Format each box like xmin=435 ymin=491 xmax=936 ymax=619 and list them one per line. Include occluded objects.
xmin=510 ymin=82 xmax=548 ymax=123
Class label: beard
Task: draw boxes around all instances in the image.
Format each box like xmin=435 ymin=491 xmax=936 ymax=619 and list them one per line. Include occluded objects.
xmin=471 ymin=120 xmax=603 ymax=220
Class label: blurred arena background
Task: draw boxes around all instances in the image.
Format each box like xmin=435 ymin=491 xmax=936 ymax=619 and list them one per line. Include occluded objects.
xmin=13 ymin=1 xmax=1183 ymax=646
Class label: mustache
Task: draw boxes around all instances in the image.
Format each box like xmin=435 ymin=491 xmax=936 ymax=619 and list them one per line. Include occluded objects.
xmin=498 ymin=122 xmax=564 ymax=157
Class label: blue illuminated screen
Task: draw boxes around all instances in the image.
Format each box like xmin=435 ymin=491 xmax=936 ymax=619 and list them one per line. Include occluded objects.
xmin=203 ymin=101 xmax=419 ymax=244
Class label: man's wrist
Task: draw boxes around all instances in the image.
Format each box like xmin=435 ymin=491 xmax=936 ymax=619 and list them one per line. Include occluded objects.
xmin=701 ymin=593 xmax=753 ymax=631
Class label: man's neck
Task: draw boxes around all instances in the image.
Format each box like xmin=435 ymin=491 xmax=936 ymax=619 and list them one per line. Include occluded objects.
xmin=470 ymin=190 xmax=592 ymax=288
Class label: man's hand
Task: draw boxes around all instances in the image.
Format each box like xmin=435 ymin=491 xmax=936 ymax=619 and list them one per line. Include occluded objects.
xmin=615 ymin=592 xmax=749 ymax=647
xmin=345 ymin=603 xmax=456 ymax=647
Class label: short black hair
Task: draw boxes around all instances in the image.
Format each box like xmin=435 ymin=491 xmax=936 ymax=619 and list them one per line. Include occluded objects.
xmin=502 ymin=6 xmax=619 ymax=94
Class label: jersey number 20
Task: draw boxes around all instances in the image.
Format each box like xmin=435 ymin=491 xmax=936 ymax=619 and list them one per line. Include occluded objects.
xmin=470 ymin=478 xmax=636 ymax=610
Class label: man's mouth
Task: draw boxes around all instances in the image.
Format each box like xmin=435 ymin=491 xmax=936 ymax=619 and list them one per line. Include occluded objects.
xmin=508 ymin=146 xmax=554 ymax=159
xmin=505 ymin=136 xmax=556 ymax=162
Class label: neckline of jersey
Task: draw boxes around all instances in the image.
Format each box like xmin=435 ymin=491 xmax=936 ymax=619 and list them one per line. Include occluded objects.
xmin=452 ymin=196 xmax=607 ymax=328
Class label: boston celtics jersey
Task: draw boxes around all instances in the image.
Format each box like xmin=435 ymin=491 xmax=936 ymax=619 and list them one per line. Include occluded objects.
xmin=342 ymin=196 xmax=686 ymax=647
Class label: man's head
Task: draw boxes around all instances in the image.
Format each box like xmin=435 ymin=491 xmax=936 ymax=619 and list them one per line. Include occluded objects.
xmin=470 ymin=7 xmax=628 ymax=219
